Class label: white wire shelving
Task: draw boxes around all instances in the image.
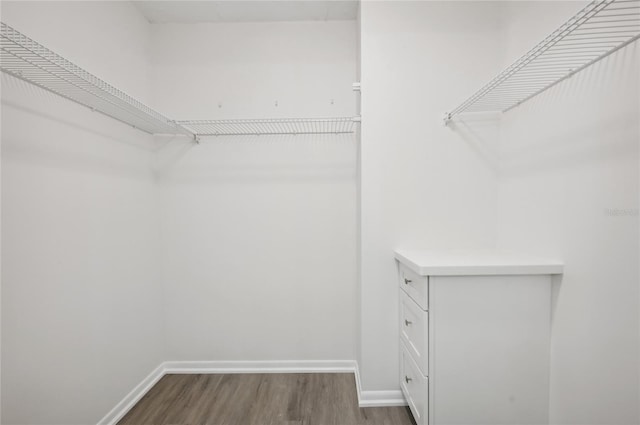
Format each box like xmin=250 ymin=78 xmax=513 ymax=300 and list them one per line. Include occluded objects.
xmin=178 ymin=117 xmax=360 ymax=136
xmin=0 ymin=22 xmax=196 ymax=138
xmin=0 ymin=21 xmax=359 ymax=140
xmin=444 ymin=0 xmax=640 ymax=125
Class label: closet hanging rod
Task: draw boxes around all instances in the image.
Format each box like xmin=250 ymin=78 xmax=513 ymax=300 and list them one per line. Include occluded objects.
xmin=178 ymin=117 xmax=360 ymax=137
xmin=444 ymin=0 xmax=640 ymax=125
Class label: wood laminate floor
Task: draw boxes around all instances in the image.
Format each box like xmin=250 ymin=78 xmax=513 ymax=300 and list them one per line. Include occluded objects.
xmin=118 ymin=373 xmax=416 ymax=425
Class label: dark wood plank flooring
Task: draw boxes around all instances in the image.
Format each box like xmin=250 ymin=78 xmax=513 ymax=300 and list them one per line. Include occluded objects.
xmin=118 ymin=373 xmax=415 ymax=425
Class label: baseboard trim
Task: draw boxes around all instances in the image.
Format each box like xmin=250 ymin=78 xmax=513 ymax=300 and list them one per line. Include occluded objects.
xmin=353 ymin=364 xmax=407 ymax=407
xmin=358 ymin=390 xmax=407 ymax=407
xmin=163 ymin=359 xmax=357 ymax=374
xmin=354 ymin=362 xmax=363 ymax=405
xmin=98 ymin=359 xmax=406 ymax=424
xmin=97 ymin=363 xmax=165 ymax=425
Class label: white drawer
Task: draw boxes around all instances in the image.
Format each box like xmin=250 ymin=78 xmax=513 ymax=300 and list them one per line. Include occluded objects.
xmin=399 ymin=289 xmax=428 ymax=376
xmin=398 ymin=262 xmax=428 ymax=310
xmin=400 ymin=341 xmax=429 ymax=425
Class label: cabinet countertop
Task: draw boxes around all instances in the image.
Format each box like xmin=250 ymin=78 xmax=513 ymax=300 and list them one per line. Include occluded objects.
xmin=395 ymin=249 xmax=564 ymax=276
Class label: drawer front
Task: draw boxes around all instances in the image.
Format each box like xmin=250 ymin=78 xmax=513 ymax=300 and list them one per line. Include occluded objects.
xmin=398 ymin=263 xmax=428 ymax=310
xmin=399 ymin=289 xmax=428 ymax=375
xmin=400 ymin=342 xmax=429 ymax=425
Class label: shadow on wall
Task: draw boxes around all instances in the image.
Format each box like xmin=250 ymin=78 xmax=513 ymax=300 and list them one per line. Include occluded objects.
xmin=497 ymin=41 xmax=639 ymax=178
xmin=447 ymin=40 xmax=639 ymax=180
xmin=1 ymin=73 xmax=359 ymax=186
xmin=1 ymin=75 xmax=156 ymax=149
xmin=448 ymin=114 xmax=501 ymax=173
xmin=1 ymin=75 xmax=162 ymax=180
xmin=153 ymin=133 xmax=358 ymax=185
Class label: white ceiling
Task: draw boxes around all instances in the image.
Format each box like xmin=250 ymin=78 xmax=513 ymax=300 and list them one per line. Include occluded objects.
xmin=133 ymin=1 xmax=359 ymax=23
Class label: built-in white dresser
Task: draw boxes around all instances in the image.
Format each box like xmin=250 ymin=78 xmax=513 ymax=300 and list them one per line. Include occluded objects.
xmin=395 ymin=250 xmax=564 ymax=425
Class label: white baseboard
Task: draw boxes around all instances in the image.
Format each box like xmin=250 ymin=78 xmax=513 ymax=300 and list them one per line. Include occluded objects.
xmin=358 ymin=390 xmax=407 ymax=407
xmin=353 ymin=364 xmax=407 ymax=407
xmin=97 ymin=364 xmax=165 ymax=425
xmin=163 ymin=359 xmax=357 ymax=374
xmin=97 ymin=359 xmax=405 ymax=424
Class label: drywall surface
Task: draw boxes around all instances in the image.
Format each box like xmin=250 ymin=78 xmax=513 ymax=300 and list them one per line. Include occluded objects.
xmin=150 ymin=21 xmax=358 ymax=362
xmin=1 ymin=2 xmax=164 ymax=424
xmin=355 ymin=2 xmax=362 ymax=383
xmin=358 ymin=1 xmax=502 ymax=392
xmin=495 ymin=2 xmax=640 ymax=424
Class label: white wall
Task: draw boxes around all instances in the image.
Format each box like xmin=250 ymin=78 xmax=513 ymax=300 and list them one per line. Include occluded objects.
xmin=358 ymin=1 xmax=504 ymax=392
xmin=150 ymin=21 xmax=358 ymax=362
xmin=2 ymin=2 xmax=637 ymax=424
xmin=1 ymin=2 xmax=164 ymax=424
xmin=495 ymin=2 xmax=640 ymax=424
xmin=355 ymin=2 xmax=362 ymax=383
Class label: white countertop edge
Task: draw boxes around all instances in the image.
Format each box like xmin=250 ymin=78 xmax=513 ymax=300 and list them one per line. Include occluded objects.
xmin=394 ymin=249 xmax=564 ymax=276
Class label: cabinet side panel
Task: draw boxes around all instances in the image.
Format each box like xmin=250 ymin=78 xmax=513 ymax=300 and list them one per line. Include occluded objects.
xmin=430 ymin=275 xmax=551 ymax=425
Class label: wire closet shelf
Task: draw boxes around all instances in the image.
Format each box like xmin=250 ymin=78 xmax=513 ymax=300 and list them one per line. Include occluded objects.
xmin=0 ymin=21 xmax=359 ymax=139
xmin=178 ymin=117 xmax=360 ymax=136
xmin=444 ymin=0 xmax=640 ymax=125
xmin=0 ymin=22 xmax=195 ymax=138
